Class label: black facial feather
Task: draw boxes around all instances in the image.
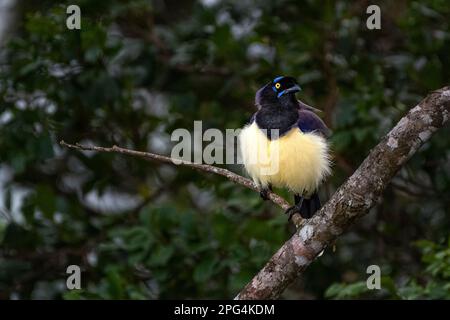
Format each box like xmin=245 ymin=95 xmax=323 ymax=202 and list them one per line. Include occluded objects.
xmin=254 ymin=77 xmax=300 ymax=140
xmin=252 ymin=76 xmax=330 ymax=140
xmin=272 ymin=76 xmax=298 ymax=92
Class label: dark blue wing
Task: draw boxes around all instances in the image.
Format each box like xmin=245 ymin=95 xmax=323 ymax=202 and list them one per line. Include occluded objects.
xmin=297 ymin=109 xmax=330 ymax=137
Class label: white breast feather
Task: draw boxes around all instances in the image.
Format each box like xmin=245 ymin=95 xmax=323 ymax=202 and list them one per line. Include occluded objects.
xmin=239 ymin=122 xmax=331 ymax=195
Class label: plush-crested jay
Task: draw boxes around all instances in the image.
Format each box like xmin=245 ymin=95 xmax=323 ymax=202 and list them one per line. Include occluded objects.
xmin=239 ymin=76 xmax=331 ymax=219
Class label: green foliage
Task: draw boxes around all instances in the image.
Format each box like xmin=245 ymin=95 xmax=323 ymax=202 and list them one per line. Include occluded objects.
xmin=0 ymin=0 xmax=449 ymax=299
xmin=325 ymin=239 xmax=450 ymax=299
xmin=60 ymin=204 xmax=284 ymax=299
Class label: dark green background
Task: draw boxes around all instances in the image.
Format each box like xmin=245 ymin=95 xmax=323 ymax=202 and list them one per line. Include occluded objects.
xmin=0 ymin=0 xmax=449 ymax=299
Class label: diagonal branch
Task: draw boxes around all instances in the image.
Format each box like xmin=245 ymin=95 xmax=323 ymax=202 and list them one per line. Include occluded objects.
xmin=59 ymin=141 xmax=303 ymax=225
xmin=60 ymin=86 xmax=450 ymax=300
xmin=236 ymin=86 xmax=450 ymax=299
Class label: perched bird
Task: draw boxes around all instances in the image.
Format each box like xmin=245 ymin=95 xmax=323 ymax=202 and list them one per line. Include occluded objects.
xmin=239 ymin=76 xmax=331 ymax=219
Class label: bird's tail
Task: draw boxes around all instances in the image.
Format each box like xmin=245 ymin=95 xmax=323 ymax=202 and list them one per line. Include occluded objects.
xmin=300 ymin=192 xmax=321 ymax=219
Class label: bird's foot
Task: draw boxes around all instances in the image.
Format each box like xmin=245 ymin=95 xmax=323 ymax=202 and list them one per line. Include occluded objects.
xmin=259 ymin=188 xmax=270 ymax=201
xmin=285 ymin=205 xmax=301 ymax=221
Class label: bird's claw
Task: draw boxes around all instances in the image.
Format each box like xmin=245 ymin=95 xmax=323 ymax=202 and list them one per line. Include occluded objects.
xmin=285 ymin=205 xmax=301 ymax=221
xmin=259 ymin=188 xmax=270 ymax=201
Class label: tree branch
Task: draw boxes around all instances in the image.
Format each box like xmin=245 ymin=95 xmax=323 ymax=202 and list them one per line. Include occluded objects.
xmin=59 ymin=140 xmax=304 ymax=225
xmin=60 ymin=86 xmax=450 ymax=300
xmin=236 ymin=86 xmax=450 ymax=299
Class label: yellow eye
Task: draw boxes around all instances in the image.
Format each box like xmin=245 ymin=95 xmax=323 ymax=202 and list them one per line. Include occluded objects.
xmin=275 ymin=83 xmax=281 ymax=89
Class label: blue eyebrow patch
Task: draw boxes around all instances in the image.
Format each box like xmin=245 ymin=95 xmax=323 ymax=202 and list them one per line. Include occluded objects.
xmin=273 ymin=76 xmax=284 ymax=83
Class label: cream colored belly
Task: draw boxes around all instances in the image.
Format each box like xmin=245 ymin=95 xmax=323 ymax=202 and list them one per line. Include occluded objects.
xmin=239 ymin=122 xmax=331 ymax=195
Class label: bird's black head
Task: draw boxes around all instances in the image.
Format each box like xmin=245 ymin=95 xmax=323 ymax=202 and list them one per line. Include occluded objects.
xmin=255 ymin=76 xmax=301 ymax=108
xmin=270 ymin=76 xmax=301 ymax=98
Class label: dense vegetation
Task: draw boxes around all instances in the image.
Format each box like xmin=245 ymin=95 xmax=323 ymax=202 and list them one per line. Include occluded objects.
xmin=0 ymin=0 xmax=449 ymax=299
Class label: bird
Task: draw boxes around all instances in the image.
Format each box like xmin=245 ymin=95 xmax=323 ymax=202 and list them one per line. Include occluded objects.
xmin=239 ymin=76 xmax=331 ymax=220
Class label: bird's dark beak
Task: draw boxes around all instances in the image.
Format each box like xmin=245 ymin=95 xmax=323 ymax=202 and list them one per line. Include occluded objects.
xmin=285 ymin=84 xmax=301 ymax=94
xmin=278 ymin=84 xmax=301 ymax=97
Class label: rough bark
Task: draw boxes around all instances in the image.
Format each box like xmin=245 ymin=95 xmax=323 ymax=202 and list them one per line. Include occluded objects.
xmin=236 ymin=86 xmax=450 ymax=299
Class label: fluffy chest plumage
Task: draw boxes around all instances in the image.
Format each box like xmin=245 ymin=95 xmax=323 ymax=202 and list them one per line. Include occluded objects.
xmin=239 ymin=122 xmax=331 ymax=195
